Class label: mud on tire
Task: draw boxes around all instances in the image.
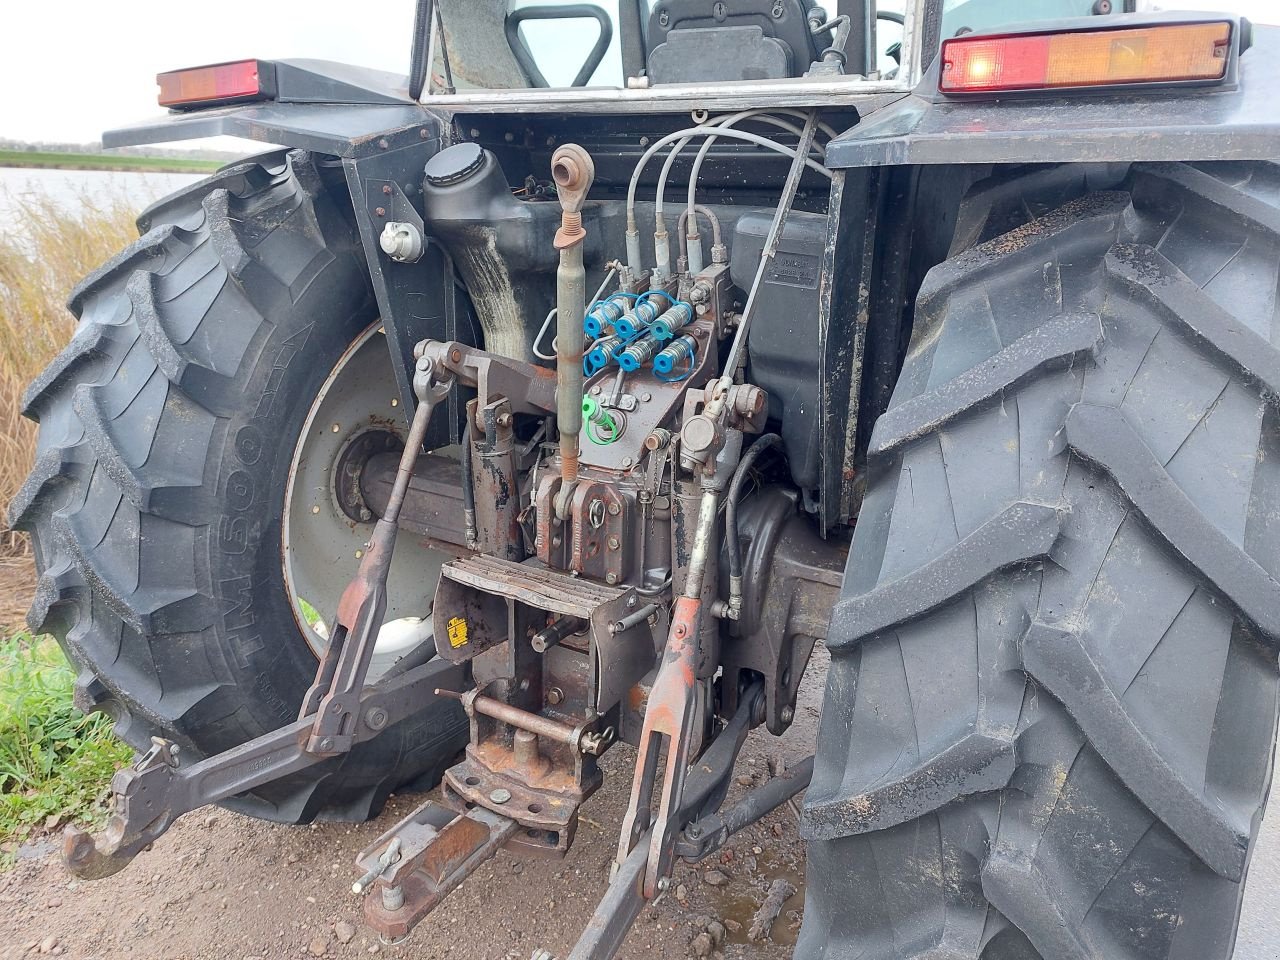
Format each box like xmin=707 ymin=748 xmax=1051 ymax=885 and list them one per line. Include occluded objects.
xmin=799 ymin=162 xmax=1280 ymax=959
xmin=11 ymin=150 xmax=466 ymax=823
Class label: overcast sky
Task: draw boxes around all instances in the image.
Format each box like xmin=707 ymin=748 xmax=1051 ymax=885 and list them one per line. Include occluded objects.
xmin=0 ymin=0 xmax=1275 ymax=145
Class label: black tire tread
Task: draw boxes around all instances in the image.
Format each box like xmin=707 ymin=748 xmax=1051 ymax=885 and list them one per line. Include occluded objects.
xmin=799 ymin=161 xmax=1280 ymax=960
xmin=13 ymin=150 xmax=464 ymax=823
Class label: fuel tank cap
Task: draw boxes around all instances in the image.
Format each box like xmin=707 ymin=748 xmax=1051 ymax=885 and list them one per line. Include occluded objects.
xmin=424 ymin=142 xmax=487 ymax=186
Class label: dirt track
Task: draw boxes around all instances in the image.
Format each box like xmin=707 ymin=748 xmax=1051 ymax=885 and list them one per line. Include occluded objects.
xmin=0 ymin=613 xmax=1275 ymax=959
xmin=0 ymin=664 xmax=821 ymax=960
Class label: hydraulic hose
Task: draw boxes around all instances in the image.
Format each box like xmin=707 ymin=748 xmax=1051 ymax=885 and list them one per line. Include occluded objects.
xmin=408 ymin=0 xmax=433 ymax=101
xmin=650 ymin=111 xmax=819 ymax=280
xmin=678 ymin=205 xmax=723 ymax=273
xmin=625 ymin=125 xmax=833 ymax=277
xmin=725 ymin=433 xmax=783 ymax=619
xmin=683 ymin=113 xmax=838 ymax=229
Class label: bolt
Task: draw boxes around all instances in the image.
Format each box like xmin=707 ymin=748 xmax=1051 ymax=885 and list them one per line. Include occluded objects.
xmin=311 ymin=505 xmax=320 ymax=515
xmin=607 ymin=535 xmax=620 ymax=550
xmin=382 ymin=884 xmax=404 ymax=911
xmin=497 ymin=412 xmax=513 ymax=428
xmin=319 ymin=738 xmax=334 ymax=751
xmin=622 ymin=456 xmax=633 ymax=468
xmin=331 ymin=701 xmax=343 ymax=714
xmin=378 ymin=138 xmax=390 ymax=150
xmin=639 ymin=136 xmax=650 ymax=147
xmin=687 ymin=823 xmax=702 ymax=839
xmin=365 ymin=707 xmax=389 ymax=731
xmin=641 ymin=392 xmax=652 ymax=402
xmin=547 ymin=687 xmax=565 ymax=706
xmin=382 ymin=184 xmax=392 ymax=195
xmin=450 ymin=348 xmax=463 ymax=363
xmin=504 ymin=131 xmax=515 ymax=143
xmin=470 ymin=127 xmax=481 ymax=138
xmin=590 ymin=385 xmax=601 ymax=396
xmin=780 ymin=705 xmax=794 ymax=724
xmin=419 ymin=128 xmax=430 ymax=139
xmin=490 ymin=788 xmax=512 ymax=805
xmin=375 ymin=206 xmax=386 ymax=217
xmin=518 ymin=678 xmax=530 ymax=692
xmin=606 ymin=572 xmax=619 ymax=585
xmin=607 ymin=501 xmax=621 ymax=516
xmin=657 ymin=877 xmax=669 ymax=891
xmin=359 ymin=507 xmax=372 ymax=522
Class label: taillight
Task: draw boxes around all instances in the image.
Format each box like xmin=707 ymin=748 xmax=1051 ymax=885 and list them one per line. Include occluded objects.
xmin=940 ymin=21 xmax=1232 ymax=94
xmin=157 ymin=60 xmax=275 ymax=109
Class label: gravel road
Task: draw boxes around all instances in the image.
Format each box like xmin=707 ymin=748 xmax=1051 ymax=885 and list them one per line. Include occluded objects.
xmin=0 ymin=642 xmax=1274 ymax=960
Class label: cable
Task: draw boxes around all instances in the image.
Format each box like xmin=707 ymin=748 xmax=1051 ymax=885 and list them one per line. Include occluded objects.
xmin=726 ymin=434 xmax=783 ymax=619
xmin=539 ymin=264 xmax=622 ymax=359
xmin=582 ymin=396 xmax=621 ymax=445
xmin=533 ymin=308 xmax=559 ymax=361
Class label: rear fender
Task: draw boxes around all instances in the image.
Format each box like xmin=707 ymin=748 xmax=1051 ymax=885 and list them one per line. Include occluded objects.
xmin=105 ymin=60 xmax=472 ymax=432
xmin=828 ymin=18 xmax=1280 ymax=169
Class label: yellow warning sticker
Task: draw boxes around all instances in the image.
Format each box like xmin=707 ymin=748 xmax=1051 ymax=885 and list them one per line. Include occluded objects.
xmin=446 ymin=616 xmax=469 ymax=649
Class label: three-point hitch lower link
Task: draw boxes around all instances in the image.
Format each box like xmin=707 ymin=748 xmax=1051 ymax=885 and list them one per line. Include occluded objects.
xmin=62 ymin=353 xmax=457 ymax=881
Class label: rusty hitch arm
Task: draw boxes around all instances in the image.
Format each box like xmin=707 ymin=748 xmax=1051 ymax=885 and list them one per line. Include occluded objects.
xmin=64 ymin=351 xmax=459 ymax=880
xmin=63 ymin=655 xmax=464 ymax=880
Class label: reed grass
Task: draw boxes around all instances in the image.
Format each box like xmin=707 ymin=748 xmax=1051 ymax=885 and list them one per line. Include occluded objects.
xmin=0 ymin=185 xmax=139 ymax=557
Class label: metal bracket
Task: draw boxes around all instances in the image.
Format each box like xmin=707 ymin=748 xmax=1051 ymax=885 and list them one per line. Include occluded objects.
xmin=356 ymin=802 xmax=518 ymax=941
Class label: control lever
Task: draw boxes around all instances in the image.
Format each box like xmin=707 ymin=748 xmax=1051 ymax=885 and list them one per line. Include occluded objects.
xmin=62 ymin=351 xmax=458 ymax=879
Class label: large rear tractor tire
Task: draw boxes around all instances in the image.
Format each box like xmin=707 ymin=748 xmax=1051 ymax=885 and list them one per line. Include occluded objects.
xmin=11 ymin=150 xmax=466 ymax=823
xmin=800 ymin=161 xmax=1280 ymax=959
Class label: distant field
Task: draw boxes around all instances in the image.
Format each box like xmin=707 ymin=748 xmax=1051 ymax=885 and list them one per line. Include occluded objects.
xmin=0 ymin=149 xmax=221 ymax=174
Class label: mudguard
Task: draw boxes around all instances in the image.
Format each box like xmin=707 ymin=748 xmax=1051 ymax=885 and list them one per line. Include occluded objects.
xmin=827 ymin=19 xmax=1280 ymax=169
xmin=103 ymin=59 xmax=434 ymax=159
xmin=105 ymin=59 xmax=466 ymax=424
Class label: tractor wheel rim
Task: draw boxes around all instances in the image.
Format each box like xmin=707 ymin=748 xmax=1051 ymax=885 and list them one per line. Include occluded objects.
xmin=281 ymin=322 xmax=449 ymax=680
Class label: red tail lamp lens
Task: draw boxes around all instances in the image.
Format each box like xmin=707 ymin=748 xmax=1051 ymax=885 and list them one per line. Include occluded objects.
xmin=940 ymin=21 xmax=1232 ymax=94
xmin=157 ymin=60 xmax=271 ymax=108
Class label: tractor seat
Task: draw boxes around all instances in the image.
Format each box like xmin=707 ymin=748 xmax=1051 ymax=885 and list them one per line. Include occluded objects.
xmin=645 ymin=0 xmax=828 ymax=84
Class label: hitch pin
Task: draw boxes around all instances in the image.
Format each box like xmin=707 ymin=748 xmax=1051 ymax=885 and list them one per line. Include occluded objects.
xmin=352 ymin=837 xmax=402 ymax=895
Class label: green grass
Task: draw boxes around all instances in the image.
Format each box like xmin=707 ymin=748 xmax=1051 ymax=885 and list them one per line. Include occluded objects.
xmin=297 ymin=598 xmax=324 ymax=629
xmin=0 ymin=633 xmax=130 ymax=858
xmin=0 ymin=149 xmax=221 ymax=174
